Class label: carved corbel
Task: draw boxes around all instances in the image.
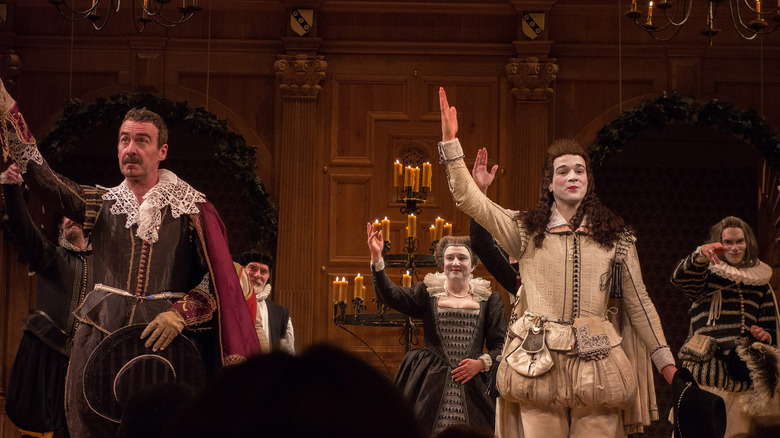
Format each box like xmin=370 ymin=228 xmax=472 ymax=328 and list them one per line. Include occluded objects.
xmin=506 ymin=57 xmax=558 ymax=101
xmin=274 ymin=54 xmax=327 ymax=99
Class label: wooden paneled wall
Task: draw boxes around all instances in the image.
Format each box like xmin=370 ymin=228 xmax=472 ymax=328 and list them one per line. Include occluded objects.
xmin=2 ymin=1 xmax=780 ymax=436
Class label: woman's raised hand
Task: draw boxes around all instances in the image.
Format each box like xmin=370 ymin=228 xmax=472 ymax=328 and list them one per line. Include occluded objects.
xmin=439 ymin=87 xmax=458 ymax=142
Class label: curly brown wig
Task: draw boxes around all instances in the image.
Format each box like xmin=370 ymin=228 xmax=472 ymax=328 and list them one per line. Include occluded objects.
xmin=706 ymin=216 xmax=760 ymax=268
xmin=517 ymin=139 xmax=628 ymax=249
xmin=433 ymin=235 xmax=480 ymax=269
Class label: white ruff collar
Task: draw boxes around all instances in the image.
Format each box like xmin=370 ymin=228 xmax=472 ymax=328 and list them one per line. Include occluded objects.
xmin=254 ymin=284 xmax=272 ymax=302
xmin=423 ymin=272 xmax=492 ymax=302
xmin=708 ymin=260 xmax=772 ymax=286
xmin=102 ymin=169 xmax=206 ymax=243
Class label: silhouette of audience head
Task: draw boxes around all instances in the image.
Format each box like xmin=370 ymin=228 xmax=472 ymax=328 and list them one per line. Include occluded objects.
xmin=167 ymin=344 xmax=423 ymax=438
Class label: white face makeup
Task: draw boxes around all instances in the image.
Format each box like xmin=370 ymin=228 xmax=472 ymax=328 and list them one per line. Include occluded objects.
xmin=548 ymin=154 xmax=588 ymax=209
xmin=721 ymin=227 xmax=746 ymax=266
xmin=443 ymin=245 xmax=474 ymax=283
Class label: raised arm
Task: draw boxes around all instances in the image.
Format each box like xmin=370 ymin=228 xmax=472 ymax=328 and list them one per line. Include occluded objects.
xmin=1 ymin=164 xmax=59 ymax=274
xmin=0 ymin=79 xmax=99 ymax=225
xmin=438 ymin=87 xmax=527 ymax=259
xmin=367 ymin=223 xmax=428 ymax=317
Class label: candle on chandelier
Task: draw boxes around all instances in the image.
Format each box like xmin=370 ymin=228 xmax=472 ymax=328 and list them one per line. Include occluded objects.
xmin=429 ymin=224 xmax=436 ymax=243
xmin=407 ymin=214 xmax=417 ymax=239
xmin=372 ymin=219 xmax=382 ymax=233
xmin=403 ymin=166 xmax=413 ymax=188
xmin=647 ymin=2 xmax=653 ymax=24
xmin=443 ymin=222 xmax=452 ymax=236
xmin=402 ymin=271 xmax=412 ymax=287
xmin=334 ymin=276 xmax=347 ymax=302
xmin=381 ymin=217 xmax=391 ymax=241
xmin=354 ymin=274 xmax=364 ymax=299
xmin=434 ymin=217 xmax=445 ymax=241
xmin=422 ymin=162 xmax=432 ymax=189
xmin=394 ymin=160 xmax=403 ymax=186
xmin=411 ymin=167 xmax=421 ymax=192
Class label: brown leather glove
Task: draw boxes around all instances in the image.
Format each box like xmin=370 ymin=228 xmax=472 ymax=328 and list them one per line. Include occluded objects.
xmin=141 ymin=310 xmax=186 ymax=352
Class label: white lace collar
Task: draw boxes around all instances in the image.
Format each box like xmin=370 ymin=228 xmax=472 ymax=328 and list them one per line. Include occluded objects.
xmin=102 ymin=169 xmax=206 ymax=243
xmin=423 ymin=272 xmax=492 ymax=302
xmin=708 ymin=260 xmax=772 ymax=286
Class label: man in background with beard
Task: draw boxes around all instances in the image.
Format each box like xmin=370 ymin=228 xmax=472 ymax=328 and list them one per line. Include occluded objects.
xmin=1 ymin=163 xmax=91 ymax=438
xmin=236 ymin=251 xmax=295 ymax=355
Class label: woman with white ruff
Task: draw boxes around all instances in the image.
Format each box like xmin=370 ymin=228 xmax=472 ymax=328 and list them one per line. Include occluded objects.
xmin=437 ymin=87 xmax=677 ymax=437
xmin=367 ymin=225 xmax=506 ymax=437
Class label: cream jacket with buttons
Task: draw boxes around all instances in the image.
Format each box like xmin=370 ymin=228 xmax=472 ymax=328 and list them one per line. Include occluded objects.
xmin=439 ymin=138 xmax=674 ymax=371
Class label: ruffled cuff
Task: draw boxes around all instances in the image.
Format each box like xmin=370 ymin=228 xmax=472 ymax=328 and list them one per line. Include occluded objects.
xmin=650 ymin=346 xmax=675 ymax=373
xmin=478 ymin=353 xmax=492 ymax=372
xmin=438 ymin=138 xmax=465 ymax=163
xmin=371 ymin=258 xmax=385 ymax=272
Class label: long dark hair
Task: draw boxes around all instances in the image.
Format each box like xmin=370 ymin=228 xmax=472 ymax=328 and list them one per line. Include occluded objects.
xmin=518 ymin=139 xmax=628 ymax=249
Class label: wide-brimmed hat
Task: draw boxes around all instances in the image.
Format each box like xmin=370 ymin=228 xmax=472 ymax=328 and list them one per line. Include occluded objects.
xmin=83 ymin=323 xmax=206 ymax=423
xmin=672 ymin=367 xmax=727 ymax=438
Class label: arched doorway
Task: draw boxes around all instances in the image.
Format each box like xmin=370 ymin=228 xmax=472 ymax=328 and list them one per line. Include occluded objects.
xmin=587 ymin=93 xmax=780 ymax=438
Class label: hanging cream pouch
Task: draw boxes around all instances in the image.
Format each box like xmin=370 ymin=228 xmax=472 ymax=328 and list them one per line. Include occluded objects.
xmin=571 ymin=316 xmax=637 ymax=407
xmin=498 ymin=317 xmax=558 ymax=405
xmin=505 ymin=323 xmax=553 ymax=377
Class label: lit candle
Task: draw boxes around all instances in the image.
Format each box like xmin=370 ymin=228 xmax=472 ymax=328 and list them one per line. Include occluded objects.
xmin=354 ymin=274 xmax=363 ymax=299
xmin=429 ymin=224 xmax=436 ymax=242
xmin=647 ymin=1 xmax=653 ymax=24
xmin=757 ymin=0 xmax=761 ymax=18
xmin=381 ymin=217 xmax=391 ymax=241
xmin=407 ymin=214 xmax=417 ymax=238
xmin=434 ymin=217 xmax=445 ymax=241
xmin=402 ymin=271 xmax=412 ymax=287
xmin=443 ymin=222 xmax=453 ymax=236
xmin=393 ymin=160 xmax=403 ymax=187
xmin=340 ymin=277 xmax=348 ymax=302
xmin=411 ymin=167 xmax=420 ymax=192
xmin=372 ymin=219 xmax=382 ymax=233
xmin=422 ymin=162 xmax=432 ymax=188
xmin=403 ymin=166 xmax=413 ymax=188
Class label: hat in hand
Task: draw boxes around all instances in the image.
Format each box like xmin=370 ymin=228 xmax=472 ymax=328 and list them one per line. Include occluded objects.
xmin=83 ymin=323 xmax=206 ymax=423
xmin=672 ymin=367 xmax=727 ymax=438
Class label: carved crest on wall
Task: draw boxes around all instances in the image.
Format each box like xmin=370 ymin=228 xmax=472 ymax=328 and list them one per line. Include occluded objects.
xmin=521 ymin=12 xmax=545 ymax=40
xmin=291 ymin=9 xmax=314 ymax=36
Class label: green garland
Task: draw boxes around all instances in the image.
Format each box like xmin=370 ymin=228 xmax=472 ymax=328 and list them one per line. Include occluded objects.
xmin=588 ymin=92 xmax=780 ymax=170
xmin=38 ymin=92 xmax=278 ymax=250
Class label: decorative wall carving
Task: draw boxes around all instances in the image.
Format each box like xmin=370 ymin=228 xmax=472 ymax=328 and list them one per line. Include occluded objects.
xmin=506 ymin=56 xmax=558 ymax=101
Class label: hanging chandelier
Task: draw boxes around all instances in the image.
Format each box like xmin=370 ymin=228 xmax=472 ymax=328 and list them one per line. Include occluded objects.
xmin=49 ymin=0 xmax=202 ymax=33
xmin=626 ymin=0 xmax=780 ymax=44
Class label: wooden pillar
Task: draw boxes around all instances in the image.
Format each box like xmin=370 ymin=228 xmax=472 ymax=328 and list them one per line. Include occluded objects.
xmin=506 ymin=56 xmax=558 ymax=210
xmin=272 ymin=51 xmax=326 ymax=350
